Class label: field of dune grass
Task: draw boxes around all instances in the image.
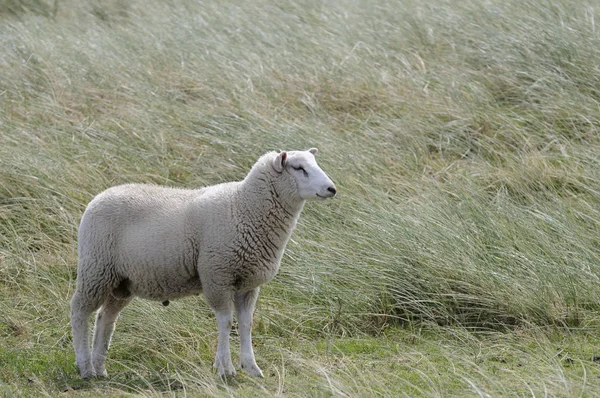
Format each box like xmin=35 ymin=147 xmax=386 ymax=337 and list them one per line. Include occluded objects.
xmin=3 ymin=0 xmax=600 ymax=396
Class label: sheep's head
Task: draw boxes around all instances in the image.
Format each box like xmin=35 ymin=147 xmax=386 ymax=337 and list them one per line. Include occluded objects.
xmin=272 ymin=148 xmax=337 ymax=200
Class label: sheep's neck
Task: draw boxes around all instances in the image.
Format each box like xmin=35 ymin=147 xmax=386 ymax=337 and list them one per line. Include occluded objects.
xmin=236 ymin=173 xmax=305 ymax=241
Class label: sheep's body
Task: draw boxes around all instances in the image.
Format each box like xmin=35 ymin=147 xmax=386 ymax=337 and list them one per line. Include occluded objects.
xmin=79 ymin=179 xmax=299 ymax=302
xmin=71 ymin=149 xmax=336 ymax=379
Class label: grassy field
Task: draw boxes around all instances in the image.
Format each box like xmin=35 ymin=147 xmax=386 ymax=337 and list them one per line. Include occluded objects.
xmin=2 ymin=0 xmax=600 ymax=396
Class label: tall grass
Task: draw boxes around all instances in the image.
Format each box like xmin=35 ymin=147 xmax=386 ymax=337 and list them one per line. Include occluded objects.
xmin=2 ymin=0 xmax=600 ymax=395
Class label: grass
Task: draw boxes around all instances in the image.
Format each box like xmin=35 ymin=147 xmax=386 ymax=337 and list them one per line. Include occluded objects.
xmin=2 ymin=0 xmax=600 ymax=395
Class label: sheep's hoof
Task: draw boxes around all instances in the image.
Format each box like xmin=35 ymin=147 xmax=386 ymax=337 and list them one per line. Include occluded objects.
xmin=214 ymin=361 xmax=237 ymax=377
xmin=76 ymin=362 xmax=96 ymax=379
xmin=80 ymin=370 xmax=97 ymax=379
xmin=95 ymin=369 xmax=109 ymax=378
xmin=217 ymin=368 xmax=237 ymax=378
xmin=92 ymin=360 xmax=108 ymax=378
xmin=241 ymin=363 xmax=264 ymax=378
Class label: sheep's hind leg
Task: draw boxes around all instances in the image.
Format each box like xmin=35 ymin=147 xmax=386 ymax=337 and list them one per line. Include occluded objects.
xmin=91 ymin=294 xmax=132 ymax=378
xmin=70 ymin=290 xmax=105 ymax=379
xmin=235 ymin=288 xmax=263 ymax=377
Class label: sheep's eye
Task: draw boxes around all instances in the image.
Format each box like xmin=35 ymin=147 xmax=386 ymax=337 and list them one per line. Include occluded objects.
xmin=292 ymin=166 xmax=308 ymax=176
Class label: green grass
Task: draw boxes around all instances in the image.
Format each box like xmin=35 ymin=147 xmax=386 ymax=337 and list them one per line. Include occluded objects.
xmin=3 ymin=0 xmax=600 ymax=395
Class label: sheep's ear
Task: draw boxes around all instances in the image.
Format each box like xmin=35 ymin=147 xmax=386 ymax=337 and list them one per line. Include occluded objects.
xmin=272 ymin=151 xmax=287 ymax=173
xmin=309 ymin=148 xmax=318 ymax=155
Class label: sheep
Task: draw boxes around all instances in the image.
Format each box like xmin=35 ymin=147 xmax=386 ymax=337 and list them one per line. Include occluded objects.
xmin=70 ymin=148 xmax=337 ymax=379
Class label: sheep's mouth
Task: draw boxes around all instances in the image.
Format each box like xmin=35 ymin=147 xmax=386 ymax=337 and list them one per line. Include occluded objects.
xmin=316 ymin=193 xmax=333 ymax=199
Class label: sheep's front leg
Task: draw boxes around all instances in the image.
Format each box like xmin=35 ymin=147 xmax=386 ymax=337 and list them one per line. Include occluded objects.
xmin=205 ymin=283 xmax=237 ymax=376
xmin=235 ymin=288 xmax=263 ymax=377
xmin=214 ymin=308 xmax=236 ymax=377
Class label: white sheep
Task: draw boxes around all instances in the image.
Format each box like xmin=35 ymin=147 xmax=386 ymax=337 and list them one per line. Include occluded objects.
xmin=70 ymin=148 xmax=336 ymax=379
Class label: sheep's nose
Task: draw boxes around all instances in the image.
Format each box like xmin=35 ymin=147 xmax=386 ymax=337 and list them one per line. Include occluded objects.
xmin=327 ymin=186 xmax=337 ymax=196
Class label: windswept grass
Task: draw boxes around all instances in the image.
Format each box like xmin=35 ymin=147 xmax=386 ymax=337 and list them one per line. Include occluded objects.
xmin=3 ymin=0 xmax=600 ymax=396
